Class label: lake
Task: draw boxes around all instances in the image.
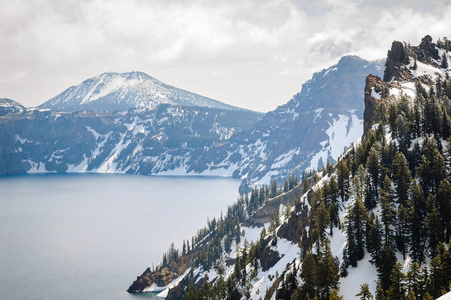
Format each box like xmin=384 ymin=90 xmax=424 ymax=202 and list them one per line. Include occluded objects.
xmin=0 ymin=173 xmax=240 ymax=300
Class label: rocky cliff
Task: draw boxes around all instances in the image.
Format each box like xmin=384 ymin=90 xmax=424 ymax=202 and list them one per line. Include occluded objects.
xmin=364 ymin=35 xmax=451 ymax=134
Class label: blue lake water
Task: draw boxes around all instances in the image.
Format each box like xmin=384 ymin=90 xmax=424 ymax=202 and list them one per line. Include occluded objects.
xmin=0 ymin=173 xmax=240 ymax=300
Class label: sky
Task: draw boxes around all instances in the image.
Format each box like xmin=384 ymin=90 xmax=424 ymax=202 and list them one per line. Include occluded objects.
xmin=1 ymin=0 xmax=450 ymax=112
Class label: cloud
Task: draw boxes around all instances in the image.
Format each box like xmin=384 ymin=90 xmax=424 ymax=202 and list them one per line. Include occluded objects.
xmin=0 ymin=0 xmax=450 ymax=111
xmin=0 ymin=71 xmax=29 ymax=83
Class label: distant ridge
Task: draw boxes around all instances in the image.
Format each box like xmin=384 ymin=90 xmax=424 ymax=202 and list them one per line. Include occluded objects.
xmin=39 ymin=71 xmax=244 ymax=112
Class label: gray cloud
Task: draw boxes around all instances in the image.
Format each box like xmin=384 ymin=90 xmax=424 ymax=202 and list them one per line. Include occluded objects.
xmin=1 ymin=0 xmax=450 ymax=111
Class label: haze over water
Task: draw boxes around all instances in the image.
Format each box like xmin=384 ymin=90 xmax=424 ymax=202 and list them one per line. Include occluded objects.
xmin=0 ymin=173 xmax=240 ymax=300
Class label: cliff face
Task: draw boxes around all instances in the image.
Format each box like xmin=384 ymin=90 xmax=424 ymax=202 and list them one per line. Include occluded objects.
xmin=363 ymin=74 xmax=393 ymax=133
xmin=383 ymin=41 xmax=409 ymax=82
xmin=364 ymin=35 xmax=450 ymax=134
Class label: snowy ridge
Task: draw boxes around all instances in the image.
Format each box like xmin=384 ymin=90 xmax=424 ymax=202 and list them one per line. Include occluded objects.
xmin=39 ymin=71 xmax=244 ymax=112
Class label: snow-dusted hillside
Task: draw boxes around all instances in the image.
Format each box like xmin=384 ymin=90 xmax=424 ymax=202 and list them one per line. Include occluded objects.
xmin=39 ymin=71 xmax=243 ymax=112
xmin=127 ymin=36 xmax=451 ymax=300
xmin=0 ymin=98 xmax=25 ymax=116
xmin=0 ymin=105 xmax=261 ymax=176
xmin=209 ymin=55 xmax=384 ymax=184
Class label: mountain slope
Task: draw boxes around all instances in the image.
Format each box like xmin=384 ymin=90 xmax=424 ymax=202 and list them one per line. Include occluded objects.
xmin=127 ymin=35 xmax=451 ymax=300
xmin=202 ymin=55 xmax=384 ymax=184
xmin=0 ymin=98 xmax=25 ymax=116
xmin=39 ymin=71 xmax=243 ymax=112
xmin=0 ymin=105 xmax=261 ymax=176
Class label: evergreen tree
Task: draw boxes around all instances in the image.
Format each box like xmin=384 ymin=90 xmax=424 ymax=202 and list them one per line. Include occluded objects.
xmin=427 ymin=243 xmax=450 ymax=299
xmin=380 ymin=175 xmax=396 ymax=246
xmin=437 ymin=180 xmax=451 ymax=241
xmin=270 ymin=179 xmax=278 ymax=198
xmin=302 ymin=177 xmax=311 ymax=195
xmin=408 ymin=142 xmax=422 ymax=176
xmin=284 ymin=179 xmax=289 ymax=193
xmin=387 ymin=262 xmax=407 ymax=300
xmin=367 ymin=146 xmax=381 ymax=202
xmin=377 ymin=244 xmax=397 ymax=292
xmin=431 ymin=149 xmax=446 ymax=195
xmin=441 ymin=52 xmax=449 ymax=69
xmin=368 ymin=215 xmax=383 ymax=266
xmin=406 ymin=262 xmax=423 ymax=300
xmin=408 ymin=179 xmax=426 ymax=220
xmin=300 ymin=253 xmax=317 ymax=299
xmin=344 ymin=195 xmax=369 ymax=267
xmin=356 ymin=283 xmax=374 ymax=300
xmin=397 ymin=204 xmax=409 ymax=259
xmin=424 ymin=194 xmax=443 ymax=258
xmin=416 ymin=155 xmax=433 ymax=197
xmin=337 ymin=159 xmax=350 ymax=201
xmin=393 ymin=152 xmax=411 ymax=206
xmin=408 ymin=206 xmax=425 ymax=263
xmin=313 ymin=200 xmax=330 ymax=241
xmin=317 ymin=238 xmax=340 ymax=300
xmin=329 ymin=289 xmax=344 ymax=300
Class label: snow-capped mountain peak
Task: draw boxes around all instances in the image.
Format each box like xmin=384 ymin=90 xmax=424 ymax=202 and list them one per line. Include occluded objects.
xmin=39 ymin=71 xmax=242 ymax=112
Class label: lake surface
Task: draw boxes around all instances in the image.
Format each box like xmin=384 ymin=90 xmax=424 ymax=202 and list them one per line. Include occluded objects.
xmin=0 ymin=173 xmax=240 ymax=300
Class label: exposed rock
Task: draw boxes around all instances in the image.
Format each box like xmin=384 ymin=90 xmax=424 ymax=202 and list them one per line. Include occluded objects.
xmin=261 ymin=247 xmax=282 ymax=272
xmin=277 ymin=201 xmax=309 ymax=243
xmin=383 ymin=41 xmax=409 ymax=82
xmin=419 ymin=34 xmax=439 ymax=62
xmin=363 ymin=75 xmax=385 ymax=133
xmin=127 ymin=268 xmax=153 ymax=293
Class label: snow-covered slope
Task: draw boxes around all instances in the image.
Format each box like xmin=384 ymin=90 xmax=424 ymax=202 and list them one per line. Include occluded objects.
xmin=0 ymin=105 xmax=261 ymax=176
xmin=127 ymin=36 xmax=451 ymax=300
xmin=208 ymin=55 xmax=384 ymax=184
xmin=0 ymin=98 xmax=25 ymax=116
xmin=39 ymin=71 xmax=243 ymax=112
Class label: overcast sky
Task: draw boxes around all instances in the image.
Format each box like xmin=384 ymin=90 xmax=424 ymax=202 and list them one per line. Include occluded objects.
xmin=1 ymin=0 xmax=450 ymax=112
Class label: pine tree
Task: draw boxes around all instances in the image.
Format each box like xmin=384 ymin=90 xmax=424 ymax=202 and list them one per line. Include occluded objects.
xmin=441 ymin=52 xmax=448 ymax=69
xmin=376 ymin=281 xmax=387 ymax=300
xmin=313 ymin=200 xmax=330 ymax=241
xmin=416 ymin=155 xmax=433 ymax=197
xmin=317 ymin=238 xmax=339 ymax=300
xmin=344 ymin=195 xmax=369 ymax=267
xmin=397 ymin=204 xmax=409 ymax=259
xmin=431 ymin=149 xmax=446 ymax=195
xmin=368 ymin=215 xmax=383 ymax=266
xmin=329 ymin=289 xmax=344 ymax=300
xmin=377 ymin=244 xmax=397 ymax=292
xmin=437 ymin=180 xmax=451 ymax=241
xmin=300 ymin=253 xmax=317 ymax=299
xmin=367 ymin=146 xmax=381 ymax=202
xmin=406 ymin=262 xmax=423 ymax=300
xmin=408 ymin=206 xmax=425 ymax=263
xmin=270 ymin=179 xmax=278 ymax=198
xmin=380 ymin=175 xmax=396 ymax=246
xmin=302 ymin=177 xmax=311 ymax=195
xmin=393 ymin=152 xmax=411 ymax=206
xmin=284 ymin=179 xmax=289 ymax=193
xmin=424 ymin=194 xmax=443 ymax=258
xmin=387 ymin=262 xmax=407 ymax=300
xmin=356 ymin=283 xmax=373 ymax=300
xmin=337 ymin=159 xmax=350 ymax=201
xmin=408 ymin=179 xmax=426 ymax=220
xmin=427 ymin=243 xmax=449 ymax=299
